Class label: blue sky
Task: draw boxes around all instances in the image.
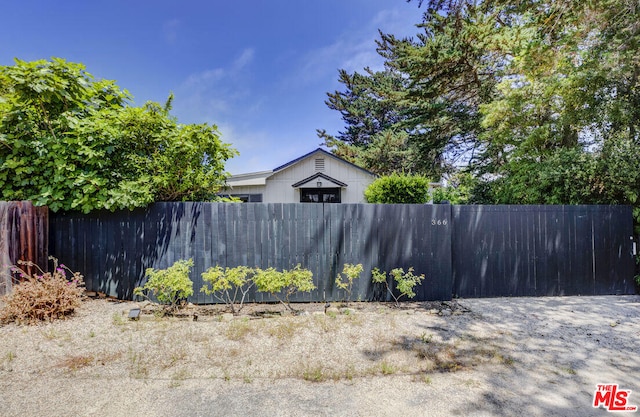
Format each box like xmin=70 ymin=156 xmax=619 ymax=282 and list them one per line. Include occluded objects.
xmin=1 ymin=1 xmax=423 ymax=174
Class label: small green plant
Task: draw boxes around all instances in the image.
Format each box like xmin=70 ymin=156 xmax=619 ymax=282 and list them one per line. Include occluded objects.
xmin=1 ymin=351 xmax=16 ymax=372
xmin=371 ymin=267 xmax=425 ymax=307
xmin=267 ymin=320 xmax=303 ymax=340
xmin=0 ymin=257 xmax=85 ymax=324
xmin=41 ymin=328 xmax=60 ymax=340
xmin=134 ymin=259 xmax=194 ymax=310
xmin=420 ymin=332 xmax=433 ymax=344
xmin=344 ymin=364 xmax=356 ymax=381
xmin=254 ymin=264 xmax=315 ymax=311
xmin=200 ymin=265 xmax=254 ymax=314
xmin=417 ymin=375 xmax=433 ymax=384
xmin=128 ymin=350 xmax=150 ymax=379
xmin=284 ymin=265 xmax=316 ymax=303
xmin=302 ymin=365 xmax=326 ymax=382
xmin=380 ymin=361 xmax=397 ymax=375
xmin=335 ymin=263 xmax=363 ymax=304
xmin=169 ymin=368 xmax=190 ymax=387
xmin=112 ymin=312 xmax=126 ymax=326
xmin=224 ymin=318 xmax=252 ymax=341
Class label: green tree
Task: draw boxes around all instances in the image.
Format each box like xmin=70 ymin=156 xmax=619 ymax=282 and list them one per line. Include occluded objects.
xmin=253 ymin=265 xmax=315 ymax=311
xmin=371 ymin=267 xmax=425 ymax=307
xmin=320 ymin=3 xmax=506 ymax=178
xmin=317 ymin=68 xmax=421 ymax=175
xmin=335 ymin=263 xmax=363 ymax=303
xmin=320 ymin=68 xmax=406 ymax=148
xmin=322 ymin=0 xmax=640 ymax=243
xmin=134 ymin=259 xmax=194 ymax=309
xmin=200 ymin=265 xmax=255 ymax=314
xmin=468 ymin=0 xmax=640 ymax=220
xmin=0 ymin=58 xmax=237 ymax=212
xmin=432 ymin=172 xmax=475 ymax=204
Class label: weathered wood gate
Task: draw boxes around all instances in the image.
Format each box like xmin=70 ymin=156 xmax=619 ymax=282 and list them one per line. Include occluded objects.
xmin=48 ymin=203 xmax=636 ymax=302
xmin=0 ymin=201 xmax=49 ymax=295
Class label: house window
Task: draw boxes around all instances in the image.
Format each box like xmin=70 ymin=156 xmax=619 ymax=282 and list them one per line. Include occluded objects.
xmin=300 ymin=188 xmax=341 ymax=203
xmin=315 ymin=158 xmax=325 ymax=171
xmin=227 ymin=194 xmax=263 ymax=203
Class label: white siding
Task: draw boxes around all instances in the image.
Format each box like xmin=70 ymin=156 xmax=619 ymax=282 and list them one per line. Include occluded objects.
xmin=225 ymin=149 xmax=376 ymax=203
xmin=224 ymin=185 xmax=266 ymax=196
xmin=265 ymin=151 xmax=374 ymax=203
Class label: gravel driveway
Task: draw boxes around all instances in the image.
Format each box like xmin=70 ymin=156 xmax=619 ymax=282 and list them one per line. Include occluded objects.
xmin=1 ymin=295 xmax=638 ymax=416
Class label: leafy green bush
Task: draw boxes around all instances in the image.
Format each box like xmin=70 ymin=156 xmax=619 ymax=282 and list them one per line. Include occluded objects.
xmin=364 ymin=173 xmax=432 ymax=204
xmin=134 ymin=259 xmax=194 ymax=309
xmin=0 ymin=257 xmax=85 ymax=324
xmin=371 ymin=267 xmax=425 ymax=307
xmin=200 ymin=265 xmax=254 ymax=314
xmin=254 ymin=264 xmax=315 ymax=311
xmin=0 ymin=58 xmax=237 ymax=212
xmin=335 ymin=263 xmax=363 ymax=303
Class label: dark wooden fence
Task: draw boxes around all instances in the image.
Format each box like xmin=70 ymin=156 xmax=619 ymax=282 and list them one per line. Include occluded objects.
xmin=451 ymin=205 xmax=635 ymax=297
xmin=48 ymin=203 xmax=636 ymax=303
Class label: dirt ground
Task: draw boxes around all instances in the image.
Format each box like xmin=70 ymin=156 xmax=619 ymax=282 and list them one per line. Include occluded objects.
xmin=0 ymin=294 xmax=638 ymax=417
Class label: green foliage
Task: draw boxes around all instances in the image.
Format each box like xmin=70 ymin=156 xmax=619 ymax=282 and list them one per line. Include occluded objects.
xmin=335 ymin=263 xmax=363 ymax=303
xmin=200 ymin=265 xmax=254 ymax=314
xmin=371 ymin=267 xmax=425 ymax=307
xmin=371 ymin=268 xmax=387 ymax=286
xmin=316 ymin=68 xmax=423 ymax=175
xmin=253 ymin=265 xmax=315 ymax=311
xmin=476 ymin=137 xmax=640 ymax=234
xmin=319 ymin=129 xmax=419 ymax=176
xmin=365 ymin=173 xmax=432 ymax=204
xmin=432 ymin=173 xmax=475 ymax=204
xmin=134 ymin=259 xmax=194 ymax=309
xmin=0 ymin=257 xmax=85 ymax=324
xmin=0 ymin=58 xmax=237 ymax=212
xmin=320 ymin=4 xmax=502 ymax=177
xmin=321 ymin=0 xmax=640 ymax=240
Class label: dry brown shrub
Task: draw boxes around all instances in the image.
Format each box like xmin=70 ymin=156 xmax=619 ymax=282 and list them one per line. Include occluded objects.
xmin=0 ymin=258 xmax=85 ymax=324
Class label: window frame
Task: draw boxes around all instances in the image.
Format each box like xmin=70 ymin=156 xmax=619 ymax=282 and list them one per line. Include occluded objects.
xmin=300 ymin=188 xmax=341 ymax=203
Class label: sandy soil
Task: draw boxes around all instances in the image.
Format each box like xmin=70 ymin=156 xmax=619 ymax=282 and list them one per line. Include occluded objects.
xmin=0 ymin=295 xmax=638 ymax=417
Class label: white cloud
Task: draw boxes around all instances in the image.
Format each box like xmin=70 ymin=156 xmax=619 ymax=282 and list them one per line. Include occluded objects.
xmin=174 ymin=47 xmax=256 ymax=122
xmin=183 ymin=68 xmax=226 ymax=88
xmin=232 ymin=48 xmax=254 ymax=71
xmin=291 ymin=6 xmax=421 ymax=87
xmin=371 ymin=8 xmax=422 ymax=37
xmin=215 ymin=122 xmax=278 ymax=173
xmin=296 ymin=38 xmax=380 ymax=85
xmin=181 ymin=48 xmax=254 ymax=89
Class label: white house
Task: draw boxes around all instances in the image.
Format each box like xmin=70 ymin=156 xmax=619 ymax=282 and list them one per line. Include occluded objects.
xmin=223 ymin=148 xmax=376 ymax=203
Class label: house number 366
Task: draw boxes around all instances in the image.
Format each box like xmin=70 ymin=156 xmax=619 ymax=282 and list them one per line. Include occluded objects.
xmin=431 ymin=219 xmax=448 ymax=226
